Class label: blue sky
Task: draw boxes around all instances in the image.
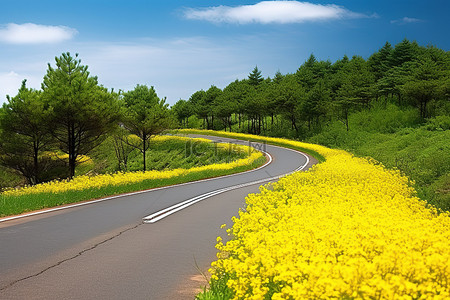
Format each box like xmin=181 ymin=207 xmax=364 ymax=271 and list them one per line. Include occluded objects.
xmin=0 ymin=0 xmax=448 ymax=105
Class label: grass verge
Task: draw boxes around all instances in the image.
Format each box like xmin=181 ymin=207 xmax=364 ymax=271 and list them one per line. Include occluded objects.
xmin=0 ymin=137 xmax=265 ymax=218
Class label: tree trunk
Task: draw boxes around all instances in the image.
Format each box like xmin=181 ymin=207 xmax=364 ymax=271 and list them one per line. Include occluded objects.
xmin=68 ymin=122 xmax=76 ymax=180
xmin=292 ymin=117 xmax=298 ymax=133
xmin=142 ymin=133 xmax=147 ymax=172
xmin=32 ymin=141 xmax=39 ymax=185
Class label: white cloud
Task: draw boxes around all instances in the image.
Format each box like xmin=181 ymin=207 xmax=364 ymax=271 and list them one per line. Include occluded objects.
xmin=183 ymin=1 xmax=369 ymax=24
xmin=0 ymin=23 xmax=77 ymax=44
xmin=391 ymin=17 xmax=423 ymax=25
xmin=0 ymin=71 xmax=23 ymax=102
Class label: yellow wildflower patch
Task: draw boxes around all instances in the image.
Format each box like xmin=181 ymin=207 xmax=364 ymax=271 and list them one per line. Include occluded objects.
xmin=2 ymin=136 xmax=262 ymax=197
xmin=176 ymin=130 xmax=450 ymax=299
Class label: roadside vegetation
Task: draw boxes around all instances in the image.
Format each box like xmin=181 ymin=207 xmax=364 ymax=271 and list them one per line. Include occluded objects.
xmin=177 ymin=39 xmax=449 ymax=299
xmin=0 ymin=136 xmax=264 ymax=217
xmin=188 ymin=131 xmax=450 ymax=299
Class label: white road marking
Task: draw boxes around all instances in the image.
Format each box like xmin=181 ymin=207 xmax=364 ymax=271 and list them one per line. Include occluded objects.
xmin=143 ymin=148 xmax=310 ymax=223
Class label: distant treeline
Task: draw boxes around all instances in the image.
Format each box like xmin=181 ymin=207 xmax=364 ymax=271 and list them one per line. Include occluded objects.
xmin=172 ymin=39 xmax=449 ymax=136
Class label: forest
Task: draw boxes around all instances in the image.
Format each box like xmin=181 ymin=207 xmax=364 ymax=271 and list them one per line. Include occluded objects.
xmin=172 ymin=39 xmax=449 ymax=210
xmin=0 ymin=39 xmax=449 ymax=210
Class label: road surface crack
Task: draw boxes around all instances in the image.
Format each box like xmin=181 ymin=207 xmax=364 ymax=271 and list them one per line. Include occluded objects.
xmin=0 ymin=222 xmax=142 ymax=292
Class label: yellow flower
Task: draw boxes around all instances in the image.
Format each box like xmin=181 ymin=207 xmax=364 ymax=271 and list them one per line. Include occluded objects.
xmin=2 ymin=136 xmax=263 ymax=197
xmin=179 ymin=130 xmax=450 ymax=299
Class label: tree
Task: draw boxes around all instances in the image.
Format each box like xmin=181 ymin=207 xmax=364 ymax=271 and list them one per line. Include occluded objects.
xmin=402 ymin=57 xmax=443 ymax=119
xmin=301 ymin=79 xmax=329 ymax=131
xmin=248 ymin=66 xmax=264 ymax=86
xmin=42 ymin=52 xmax=119 ymax=179
xmin=0 ymin=80 xmax=53 ymax=184
xmin=240 ymin=78 xmax=272 ymax=135
xmin=121 ymin=84 xmax=173 ymax=171
xmin=368 ymin=41 xmax=393 ymax=80
xmin=389 ymin=39 xmax=420 ymax=68
xmin=334 ymin=83 xmax=358 ymax=131
xmin=276 ymin=74 xmax=304 ymax=133
xmin=110 ymin=126 xmax=136 ymax=172
xmin=189 ymin=90 xmax=208 ymax=128
xmin=204 ymin=85 xmax=222 ymax=129
xmin=296 ymin=54 xmax=332 ymax=91
xmin=219 ymin=80 xmax=251 ymax=129
xmin=215 ymin=82 xmax=239 ymax=131
xmin=172 ymin=99 xmax=192 ymax=128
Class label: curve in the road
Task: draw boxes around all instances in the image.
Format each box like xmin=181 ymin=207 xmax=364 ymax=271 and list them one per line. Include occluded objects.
xmin=0 ymin=135 xmax=317 ymax=299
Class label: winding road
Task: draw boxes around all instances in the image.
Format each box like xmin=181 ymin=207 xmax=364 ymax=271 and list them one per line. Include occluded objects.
xmin=0 ymin=135 xmax=316 ymax=299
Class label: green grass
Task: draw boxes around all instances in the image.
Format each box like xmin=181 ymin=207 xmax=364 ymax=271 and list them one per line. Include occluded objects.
xmin=0 ymin=138 xmax=266 ymax=218
xmin=92 ymin=135 xmax=250 ymax=174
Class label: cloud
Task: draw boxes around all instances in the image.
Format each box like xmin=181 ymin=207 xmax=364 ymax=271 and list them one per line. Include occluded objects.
xmin=0 ymin=71 xmax=23 ymax=102
xmin=0 ymin=23 xmax=77 ymax=44
xmin=391 ymin=17 xmax=423 ymax=25
xmin=183 ymin=1 xmax=370 ymax=24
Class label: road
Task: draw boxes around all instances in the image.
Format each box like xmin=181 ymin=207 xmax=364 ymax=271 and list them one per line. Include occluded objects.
xmin=0 ymin=135 xmax=316 ymax=300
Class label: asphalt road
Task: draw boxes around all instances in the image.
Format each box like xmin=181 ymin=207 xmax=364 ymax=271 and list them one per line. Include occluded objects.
xmin=0 ymin=135 xmax=317 ymax=300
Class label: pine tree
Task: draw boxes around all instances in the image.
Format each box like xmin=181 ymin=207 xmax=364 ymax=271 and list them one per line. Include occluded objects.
xmin=42 ymin=52 xmax=119 ymax=179
xmin=248 ymin=66 xmax=264 ymax=86
xmin=121 ymin=84 xmax=174 ymax=171
xmin=0 ymin=80 xmax=53 ymax=184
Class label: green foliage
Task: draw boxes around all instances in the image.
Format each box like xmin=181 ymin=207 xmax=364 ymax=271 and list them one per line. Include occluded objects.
xmin=0 ymin=165 xmax=22 ymax=191
xmin=350 ymin=103 xmax=421 ymax=134
xmin=248 ymin=66 xmax=263 ymax=86
xmin=196 ymin=274 xmax=234 ymax=300
xmin=0 ymin=80 xmax=58 ymax=184
xmin=42 ymin=52 xmax=120 ymax=179
xmin=171 ymin=99 xmax=193 ymax=127
xmin=121 ymin=84 xmax=174 ymax=171
xmin=423 ymin=115 xmax=450 ymax=131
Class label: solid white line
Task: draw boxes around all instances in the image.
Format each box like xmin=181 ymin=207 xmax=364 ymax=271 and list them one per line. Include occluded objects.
xmin=0 ymin=140 xmax=272 ymax=224
xmin=143 ymin=148 xmax=310 ymax=223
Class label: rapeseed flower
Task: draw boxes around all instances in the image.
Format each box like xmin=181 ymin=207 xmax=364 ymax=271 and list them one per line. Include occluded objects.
xmin=2 ymin=136 xmax=262 ymax=197
xmin=176 ymin=130 xmax=450 ymax=299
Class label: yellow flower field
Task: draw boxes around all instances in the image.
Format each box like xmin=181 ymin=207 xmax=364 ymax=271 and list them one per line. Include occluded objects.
xmin=2 ymin=136 xmax=262 ymax=197
xmin=177 ymin=130 xmax=450 ymax=299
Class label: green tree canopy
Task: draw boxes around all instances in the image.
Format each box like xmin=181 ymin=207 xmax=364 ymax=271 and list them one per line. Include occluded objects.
xmin=248 ymin=66 xmax=264 ymax=86
xmin=171 ymin=99 xmax=192 ymax=128
xmin=121 ymin=84 xmax=173 ymax=171
xmin=42 ymin=52 xmax=119 ymax=179
xmin=0 ymin=80 xmax=53 ymax=184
